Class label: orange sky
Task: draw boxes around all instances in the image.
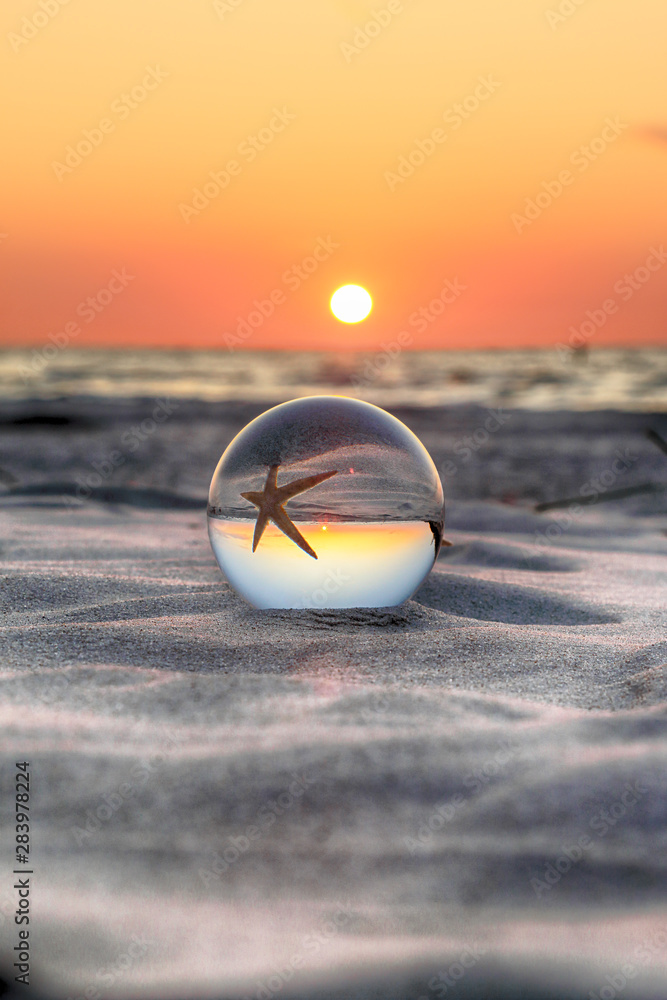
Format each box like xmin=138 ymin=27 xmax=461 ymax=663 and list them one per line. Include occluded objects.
xmin=1 ymin=0 xmax=666 ymax=351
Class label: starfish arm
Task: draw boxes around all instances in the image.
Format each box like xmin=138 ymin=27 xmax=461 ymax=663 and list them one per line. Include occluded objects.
xmin=265 ymin=464 xmax=279 ymax=494
xmin=270 ymin=505 xmax=318 ymax=559
xmin=251 ymin=509 xmax=270 ymax=552
xmin=240 ymin=491 xmax=263 ymax=507
xmin=276 ymin=469 xmax=338 ymax=503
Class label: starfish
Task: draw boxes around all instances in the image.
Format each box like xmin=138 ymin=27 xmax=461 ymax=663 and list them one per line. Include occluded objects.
xmin=241 ymin=464 xmax=338 ymax=559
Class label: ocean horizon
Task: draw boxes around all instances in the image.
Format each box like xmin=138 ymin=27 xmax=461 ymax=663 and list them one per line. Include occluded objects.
xmin=2 ymin=345 xmax=666 ymax=411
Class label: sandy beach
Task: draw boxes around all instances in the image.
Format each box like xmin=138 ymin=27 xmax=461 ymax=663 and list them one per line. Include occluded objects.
xmin=1 ymin=392 xmax=667 ymax=999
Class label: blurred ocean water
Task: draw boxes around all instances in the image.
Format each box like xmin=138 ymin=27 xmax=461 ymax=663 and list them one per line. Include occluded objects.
xmin=1 ymin=347 xmax=666 ymax=410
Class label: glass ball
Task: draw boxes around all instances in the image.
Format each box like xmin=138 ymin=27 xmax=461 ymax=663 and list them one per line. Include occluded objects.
xmin=207 ymin=395 xmax=444 ymax=609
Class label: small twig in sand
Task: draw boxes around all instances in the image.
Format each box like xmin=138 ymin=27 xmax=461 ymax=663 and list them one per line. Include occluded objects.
xmin=0 ymin=465 xmax=20 ymax=489
xmin=646 ymin=428 xmax=667 ymax=458
xmin=535 ymin=482 xmax=664 ymax=512
xmin=535 ymin=430 xmax=667 ymax=512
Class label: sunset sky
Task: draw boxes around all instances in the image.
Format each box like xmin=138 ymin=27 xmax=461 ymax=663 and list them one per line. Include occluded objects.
xmin=1 ymin=0 xmax=666 ymax=351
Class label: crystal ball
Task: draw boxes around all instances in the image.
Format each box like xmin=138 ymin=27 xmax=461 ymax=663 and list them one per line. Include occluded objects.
xmin=207 ymin=395 xmax=444 ymax=609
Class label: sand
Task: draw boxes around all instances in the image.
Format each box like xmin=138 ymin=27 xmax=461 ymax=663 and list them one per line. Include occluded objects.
xmin=1 ymin=398 xmax=666 ymax=999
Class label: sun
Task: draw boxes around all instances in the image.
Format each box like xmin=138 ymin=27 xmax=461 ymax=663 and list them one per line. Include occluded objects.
xmin=330 ymin=284 xmax=372 ymax=323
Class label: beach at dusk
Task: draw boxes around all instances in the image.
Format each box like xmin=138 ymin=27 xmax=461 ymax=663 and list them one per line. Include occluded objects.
xmin=2 ymin=1 xmax=667 ymax=998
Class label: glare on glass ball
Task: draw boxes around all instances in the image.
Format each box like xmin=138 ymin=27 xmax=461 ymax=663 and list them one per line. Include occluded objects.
xmin=207 ymin=396 xmax=444 ymax=609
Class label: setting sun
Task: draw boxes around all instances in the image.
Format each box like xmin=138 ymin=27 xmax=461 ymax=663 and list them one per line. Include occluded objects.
xmin=330 ymin=285 xmax=373 ymax=324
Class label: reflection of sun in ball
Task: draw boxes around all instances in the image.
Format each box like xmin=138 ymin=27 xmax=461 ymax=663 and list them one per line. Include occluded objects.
xmin=330 ymin=285 xmax=372 ymax=323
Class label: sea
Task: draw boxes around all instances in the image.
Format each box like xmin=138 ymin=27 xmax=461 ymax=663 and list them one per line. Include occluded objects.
xmin=1 ymin=346 xmax=666 ymax=410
